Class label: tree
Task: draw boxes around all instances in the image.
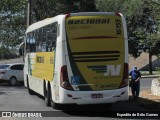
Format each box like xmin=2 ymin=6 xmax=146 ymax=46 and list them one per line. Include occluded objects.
xmin=127 ymin=0 xmax=160 ymax=74
xmin=0 ymin=0 xmax=26 ymax=47
xmin=0 ymin=0 xmax=97 ymax=47
xmin=31 ymin=0 xmax=97 ymax=22
xmin=31 ymin=0 xmax=67 ymax=22
xmin=74 ymin=0 xmax=97 ymax=12
xmin=96 ymin=0 xmax=160 ymax=74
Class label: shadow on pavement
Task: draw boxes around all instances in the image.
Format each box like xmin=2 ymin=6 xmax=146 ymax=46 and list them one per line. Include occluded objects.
xmin=137 ymin=97 xmax=160 ymax=111
xmin=61 ymin=96 xmax=160 ymax=117
xmin=0 ymin=82 xmax=24 ymax=87
xmin=61 ymin=103 xmax=115 ymax=117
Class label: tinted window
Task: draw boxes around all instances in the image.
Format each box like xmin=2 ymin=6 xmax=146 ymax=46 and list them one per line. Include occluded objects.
xmin=26 ymin=22 xmax=58 ymax=52
xmin=10 ymin=65 xmax=24 ymax=70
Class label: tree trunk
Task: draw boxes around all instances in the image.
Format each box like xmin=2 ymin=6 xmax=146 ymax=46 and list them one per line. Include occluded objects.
xmin=149 ymin=52 xmax=152 ymax=74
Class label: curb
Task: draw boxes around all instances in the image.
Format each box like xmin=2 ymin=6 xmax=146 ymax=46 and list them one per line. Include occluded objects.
xmin=141 ymin=75 xmax=160 ymax=78
xmin=129 ymin=75 xmax=160 ymax=79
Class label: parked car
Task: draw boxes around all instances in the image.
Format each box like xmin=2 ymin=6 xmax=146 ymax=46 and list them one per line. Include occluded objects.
xmin=0 ymin=64 xmax=10 ymax=70
xmin=0 ymin=63 xmax=24 ymax=86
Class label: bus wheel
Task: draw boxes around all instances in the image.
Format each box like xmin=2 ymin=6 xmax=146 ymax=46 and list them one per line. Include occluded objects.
xmin=50 ymin=90 xmax=59 ymax=109
xmin=27 ymin=76 xmax=35 ymax=95
xmin=45 ymin=83 xmax=51 ymax=107
xmin=51 ymin=100 xmax=59 ymax=109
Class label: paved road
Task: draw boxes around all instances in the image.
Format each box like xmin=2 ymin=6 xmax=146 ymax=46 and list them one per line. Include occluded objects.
xmin=0 ymin=83 xmax=146 ymax=113
xmin=0 ymin=59 xmax=159 ymax=119
xmin=0 ymin=82 xmax=159 ymax=119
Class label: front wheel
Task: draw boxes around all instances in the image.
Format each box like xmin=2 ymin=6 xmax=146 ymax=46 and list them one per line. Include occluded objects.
xmin=9 ymin=77 xmax=17 ymax=86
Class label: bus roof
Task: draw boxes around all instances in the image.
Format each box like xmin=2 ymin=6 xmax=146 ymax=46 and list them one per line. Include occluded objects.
xmin=69 ymin=12 xmax=120 ymax=16
xmin=26 ymin=12 xmax=123 ymax=34
xmin=26 ymin=15 xmax=65 ymax=33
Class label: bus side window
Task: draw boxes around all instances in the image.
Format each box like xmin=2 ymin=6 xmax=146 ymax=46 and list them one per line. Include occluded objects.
xmin=30 ymin=32 xmax=36 ymax=52
xmin=26 ymin=33 xmax=30 ymax=53
xmin=52 ymin=22 xmax=58 ymax=51
xmin=45 ymin=22 xmax=58 ymax=52
xmin=26 ymin=32 xmax=36 ymax=53
xmin=28 ymin=22 xmax=58 ymax=52
xmin=35 ymin=27 xmax=44 ymax=52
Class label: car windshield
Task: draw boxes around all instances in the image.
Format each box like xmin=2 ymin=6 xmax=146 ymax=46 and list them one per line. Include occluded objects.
xmin=0 ymin=65 xmax=10 ymax=69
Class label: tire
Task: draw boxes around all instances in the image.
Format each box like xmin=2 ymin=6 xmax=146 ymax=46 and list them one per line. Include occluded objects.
xmin=9 ymin=77 xmax=17 ymax=86
xmin=50 ymin=91 xmax=59 ymax=109
xmin=27 ymin=76 xmax=35 ymax=95
xmin=45 ymin=83 xmax=51 ymax=107
xmin=51 ymin=99 xmax=59 ymax=109
xmin=44 ymin=82 xmax=59 ymax=109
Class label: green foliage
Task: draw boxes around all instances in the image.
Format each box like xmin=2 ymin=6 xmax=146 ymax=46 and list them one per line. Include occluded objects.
xmin=75 ymin=0 xmax=97 ymax=12
xmin=0 ymin=0 xmax=26 ymax=47
xmin=0 ymin=0 xmax=97 ymax=47
xmin=96 ymin=0 xmax=160 ymax=58
xmin=31 ymin=0 xmax=97 ymax=21
xmin=1 ymin=0 xmax=160 ymax=60
xmin=0 ymin=46 xmax=18 ymax=60
xmin=31 ymin=0 xmax=67 ymax=21
xmin=96 ymin=0 xmax=128 ymax=13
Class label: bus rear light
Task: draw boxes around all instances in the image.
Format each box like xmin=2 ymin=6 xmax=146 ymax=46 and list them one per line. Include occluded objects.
xmin=124 ymin=63 xmax=129 ymax=79
xmin=65 ymin=13 xmax=71 ymax=18
xmin=119 ymin=63 xmax=129 ymax=88
xmin=115 ymin=12 xmax=121 ymax=17
xmin=60 ymin=65 xmax=73 ymax=90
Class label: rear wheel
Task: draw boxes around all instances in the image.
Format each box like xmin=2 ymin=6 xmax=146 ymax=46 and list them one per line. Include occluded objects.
xmin=51 ymin=99 xmax=59 ymax=109
xmin=9 ymin=77 xmax=17 ymax=86
xmin=45 ymin=83 xmax=51 ymax=107
xmin=27 ymin=76 xmax=35 ymax=95
xmin=50 ymin=91 xmax=59 ymax=109
xmin=44 ymin=82 xmax=59 ymax=109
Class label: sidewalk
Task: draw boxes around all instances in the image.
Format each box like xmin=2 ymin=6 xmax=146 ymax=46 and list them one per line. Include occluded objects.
xmin=0 ymin=58 xmax=23 ymax=64
xmin=129 ymin=74 xmax=160 ymax=79
xmin=141 ymin=74 xmax=160 ymax=78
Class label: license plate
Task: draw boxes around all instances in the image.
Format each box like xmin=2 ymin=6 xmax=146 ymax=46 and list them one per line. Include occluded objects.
xmin=91 ymin=94 xmax=103 ymax=99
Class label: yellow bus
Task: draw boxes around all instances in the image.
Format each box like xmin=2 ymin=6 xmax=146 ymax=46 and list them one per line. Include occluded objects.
xmin=24 ymin=12 xmax=129 ymax=109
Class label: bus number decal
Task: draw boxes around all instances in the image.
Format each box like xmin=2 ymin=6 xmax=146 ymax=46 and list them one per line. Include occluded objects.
xmin=115 ymin=19 xmax=122 ymax=35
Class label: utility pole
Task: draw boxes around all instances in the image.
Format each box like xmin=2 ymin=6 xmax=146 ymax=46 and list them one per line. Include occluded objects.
xmin=27 ymin=0 xmax=31 ymax=28
xmin=149 ymin=33 xmax=153 ymax=74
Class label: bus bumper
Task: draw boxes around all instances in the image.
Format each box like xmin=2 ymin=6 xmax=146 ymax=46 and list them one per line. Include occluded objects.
xmin=58 ymin=87 xmax=129 ymax=105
